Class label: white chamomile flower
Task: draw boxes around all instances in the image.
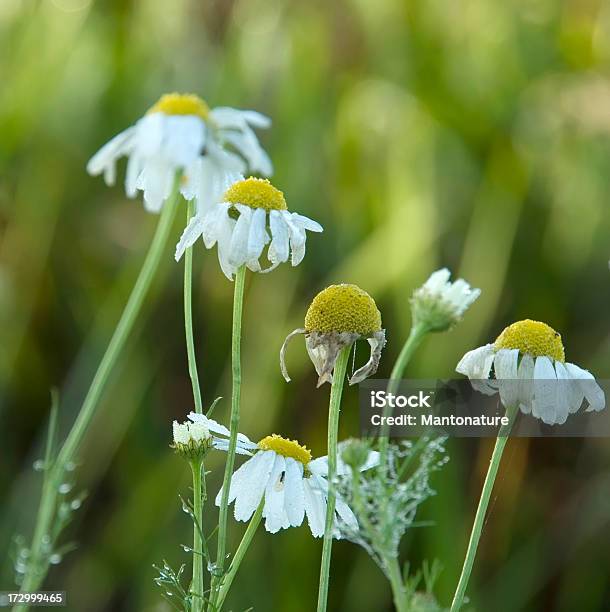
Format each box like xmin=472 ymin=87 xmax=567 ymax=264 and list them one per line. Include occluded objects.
xmin=457 ymin=319 xmax=605 ymax=425
xmin=411 ymin=268 xmax=480 ymax=332
xmin=281 ymin=284 xmax=386 ymax=387
xmin=210 ymin=432 xmax=378 ymax=536
xmin=187 ymin=412 xmax=254 ymax=456
xmin=87 ymin=93 xmax=272 ymax=213
xmin=172 ymin=419 xmax=212 ymax=459
xmin=175 ymin=176 xmax=323 ymax=280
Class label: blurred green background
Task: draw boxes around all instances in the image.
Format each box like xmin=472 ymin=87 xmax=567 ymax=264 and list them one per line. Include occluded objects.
xmin=1 ymin=0 xmax=610 ymax=610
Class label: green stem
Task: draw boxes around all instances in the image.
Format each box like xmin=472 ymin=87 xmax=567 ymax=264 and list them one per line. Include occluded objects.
xmin=316 ymin=345 xmax=351 ymax=612
xmin=191 ymin=459 xmax=204 ymax=612
xmin=15 ymin=185 xmax=179 ymax=606
xmin=378 ymin=323 xmax=429 ymax=468
xmin=450 ymin=404 xmax=519 ymax=612
xmin=387 ymin=557 xmax=409 ymax=612
xmin=215 ymin=502 xmax=263 ymax=612
xmin=184 ymin=198 xmax=203 ymax=413
xmin=211 ymin=265 xmax=247 ymax=607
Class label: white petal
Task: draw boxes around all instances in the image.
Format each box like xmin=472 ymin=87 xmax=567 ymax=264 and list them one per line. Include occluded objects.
xmin=532 ymin=356 xmax=559 ymax=424
xmin=516 ymin=354 xmax=535 ymax=414
xmin=175 ymin=214 xmax=206 ymax=261
xmin=424 ymin=268 xmax=451 ymax=292
xmin=233 ymin=451 xmax=276 ymax=522
xmin=456 ymin=344 xmax=495 ymax=380
xmin=262 ymin=455 xmax=288 ymax=533
xmin=291 ymin=213 xmax=323 ymax=233
xmin=493 ymin=349 xmax=519 ymax=408
xmin=281 ymin=212 xmax=307 ymax=266
xmin=564 ymin=362 xmax=605 ymax=412
xmin=87 ymin=126 xmax=136 ymax=183
xmin=228 ymin=205 xmax=252 ymax=267
xmin=247 ymin=207 xmax=269 ymax=262
xmin=268 ymin=210 xmax=290 ymax=264
xmin=303 ymin=478 xmax=327 ymax=538
xmin=283 ymin=459 xmax=305 ymax=527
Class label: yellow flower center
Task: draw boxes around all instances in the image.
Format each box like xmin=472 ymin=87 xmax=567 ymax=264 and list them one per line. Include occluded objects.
xmin=258 ymin=434 xmax=312 ymax=465
xmin=494 ymin=319 xmax=565 ymax=362
xmin=223 ymin=177 xmax=287 ymax=211
xmin=305 ymin=284 xmax=382 ymax=335
xmin=148 ymin=93 xmax=210 ymax=119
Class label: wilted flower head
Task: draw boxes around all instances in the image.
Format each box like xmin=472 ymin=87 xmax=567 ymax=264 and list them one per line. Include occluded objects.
xmin=411 ymin=268 xmax=480 ymax=332
xmin=87 ymin=93 xmax=271 ymax=213
xmin=175 ymin=176 xmax=323 ymax=280
xmin=280 ymin=284 xmax=386 ymax=387
xmin=457 ymin=319 xmax=605 ymax=425
xmin=213 ymin=431 xmax=378 ymax=536
xmin=172 ymin=419 xmax=212 ymax=460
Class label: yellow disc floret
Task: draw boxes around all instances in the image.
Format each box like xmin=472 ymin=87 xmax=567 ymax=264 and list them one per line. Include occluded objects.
xmin=495 ymin=319 xmax=565 ymax=362
xmin=223 ymin=177 xmax=287 ymax=212
xmin=148 ymin=93 xmax=210 ymax=119
xmin=305 ymin=284 xmax=382 ymax=335
xmin=258 ymin=434 xmax=312 ymax=465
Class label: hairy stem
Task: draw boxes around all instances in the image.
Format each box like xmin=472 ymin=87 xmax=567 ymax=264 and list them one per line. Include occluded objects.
xmin=316 ymin=346 xmax=351 ymax=612
xmin=450 ymin=404 xmax=519 ymax=611
xmin=184 ymin=198 xmax=203 ymax=413
xmin=16 ymin=185 xmax=179 ymax=606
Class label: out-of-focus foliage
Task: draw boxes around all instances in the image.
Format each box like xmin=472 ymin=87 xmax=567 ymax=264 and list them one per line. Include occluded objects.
xmin=1 ymin=1 xmax=610 ymax=610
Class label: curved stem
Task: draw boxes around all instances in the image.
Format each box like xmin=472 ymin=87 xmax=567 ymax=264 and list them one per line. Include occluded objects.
xmin=16 ymin=186 xmax=179 ymax=605
xmin=215 ymin=502 xmax=263 ymax=612
xmin=316 ymin=345 xmax=351 ymax=612
xmin=191 ymin=459 xmax=204 ymax=612
xmin=212 ymin=265 xmax=247 ymax=607
xmin=184 ymin=198 xmax=203 ymax=413
xmin=450 ymin=404 xmax=519 ymax=612
xmin=378 ymin=323 xmax=428 ymax=469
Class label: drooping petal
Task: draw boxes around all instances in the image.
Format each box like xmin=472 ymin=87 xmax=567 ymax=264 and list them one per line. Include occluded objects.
xmin=279 ymin=328 xmax=306 ymax=382
xmin=268 ymin=210 xmax=290 ymax=265
xmin=247 ymin=207 xmax=269 ymax=263
xmin=350 ymin=330 xmax=387 ymax=385
xmin=175 ymin=214 xmax=206 ymax=261
xmin=283 ymin=459 xmax=305 ymax=527
xmin=231 ymin=450 xmax=276 ymax=522
xmin=303 ymin=478 xmax=327 ymax=538
xmin=493 ymin=348 xmax=519 ymax=408
xmin=531 ymin=356 xmax=559 ymax=424
xmin=228 ymin=205 xmax=253 ymax=267
xmin=87 ymin=126 xmax=136 ymax=184
xmin=564 ymin=362 xmax=606 ymax=412
xmin=262 ymin=455 xmax=289 ymax=533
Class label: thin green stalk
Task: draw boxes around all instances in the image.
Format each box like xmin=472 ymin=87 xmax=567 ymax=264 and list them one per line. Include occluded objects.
xmin=316 ymin=345 xmax=351 ymax=612
xmin=184 ymin=198 xmax=203 ymax=413
xmin=450 ymin=404 xmax=519 ymax=612
xmin=215 ymin=502 xmax=263 ymax=611
xmin=211 ymin=265 xmax=247 ymax=607
xmin=387 ymin=557 xmax=409 ymax=612
xmin=191 ymin=459 xmax=204 ymax=612
xmin=16 ymin=184 xmax=179 ymax=604
xmin=378 ymin=323 xmax=429 ymax=468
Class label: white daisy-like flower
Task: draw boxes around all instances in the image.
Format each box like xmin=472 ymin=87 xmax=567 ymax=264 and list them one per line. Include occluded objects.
xmin=456 ymin=319 xmax=605 ymax=425
xmin=185 ymin=412 xmax=254 ymax=456
xmin=87 ymin=93 xmax=272 ymax=213
xmin=194 ymin=426 xmax=378 ymax=536
xmin=281 ymin=284 xmax=386 ymax=387
xmin=172 ymin=419 xmax=213 ymax=459
xmin=411 ymin=268 xmax=480 ymax=332
xmin=175 ymin=176 xmax=323 ymax=280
